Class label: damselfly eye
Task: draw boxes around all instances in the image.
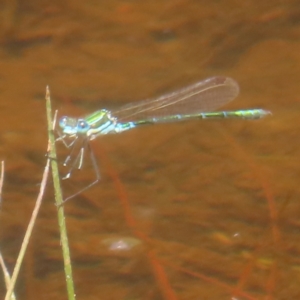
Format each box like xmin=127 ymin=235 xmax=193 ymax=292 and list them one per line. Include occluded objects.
xmin=77 ymin=119 xmax=89 ymax=133
xmin=59 ymin=116 xmax=68 ymax=128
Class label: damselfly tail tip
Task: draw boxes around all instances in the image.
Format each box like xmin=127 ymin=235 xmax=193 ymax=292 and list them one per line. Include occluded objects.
xmin=259 ymin=109 xmax=272 ymax=118
xmin=243 ymin=109 xmax=272 ymax=120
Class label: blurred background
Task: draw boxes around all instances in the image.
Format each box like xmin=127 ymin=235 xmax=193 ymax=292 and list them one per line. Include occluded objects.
xmin=0 ymin=0 xmax=299 ymax=299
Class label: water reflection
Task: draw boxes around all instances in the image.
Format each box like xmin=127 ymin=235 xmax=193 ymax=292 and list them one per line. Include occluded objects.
xmin=101 ymin=236 xmax=142 ymax=252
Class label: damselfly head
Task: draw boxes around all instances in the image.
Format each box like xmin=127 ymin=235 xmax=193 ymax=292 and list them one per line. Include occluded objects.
xmin=59 ymin=116 xmax=78 ymax=135
xmin=59 ymin=116 xmax=91 ymax=135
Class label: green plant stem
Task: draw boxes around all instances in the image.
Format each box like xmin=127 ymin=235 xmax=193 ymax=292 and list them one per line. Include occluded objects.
xmin=45 ymin=86 xmax=76 ymax=300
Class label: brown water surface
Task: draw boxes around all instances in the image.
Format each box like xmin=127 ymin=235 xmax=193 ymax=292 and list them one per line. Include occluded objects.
xmin=0 ymin=0 xmax=299 ymax=299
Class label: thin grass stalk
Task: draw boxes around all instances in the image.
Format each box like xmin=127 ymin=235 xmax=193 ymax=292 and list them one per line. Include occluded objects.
xmin=0 ymin=161 xmax=16 ymax=300
xmin=45 ymin=86 xmax=76 ymax=300
xmin=4 ymin=155 xmax=50 ymax=300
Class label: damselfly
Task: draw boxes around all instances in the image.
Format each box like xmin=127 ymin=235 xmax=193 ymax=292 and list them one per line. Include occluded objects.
xmin=58 ymin=76 xmax=271 ymax=202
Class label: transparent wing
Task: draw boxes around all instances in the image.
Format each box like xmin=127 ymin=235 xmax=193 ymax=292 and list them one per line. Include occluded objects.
xmin=112 ymin=76 xmax=239 ymax=123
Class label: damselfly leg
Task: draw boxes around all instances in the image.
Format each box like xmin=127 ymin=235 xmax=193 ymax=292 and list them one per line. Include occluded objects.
xmin=56 ymin=130 xmax=101 ymax=203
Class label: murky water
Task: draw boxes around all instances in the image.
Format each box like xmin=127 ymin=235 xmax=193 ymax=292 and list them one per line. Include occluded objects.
xmin=0 ymin=0 xmax=299 ymax=299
